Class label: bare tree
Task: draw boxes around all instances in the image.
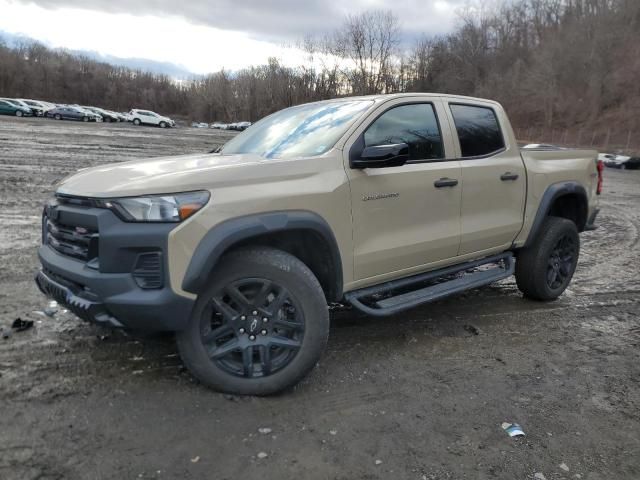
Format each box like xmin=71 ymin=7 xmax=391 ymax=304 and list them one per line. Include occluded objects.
xmin=331 ymin=10 xmax=401 ymax=95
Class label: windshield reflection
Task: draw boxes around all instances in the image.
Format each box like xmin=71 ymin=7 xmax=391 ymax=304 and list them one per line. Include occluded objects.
xmin=221 ymin=100 xmax=373 ymax=159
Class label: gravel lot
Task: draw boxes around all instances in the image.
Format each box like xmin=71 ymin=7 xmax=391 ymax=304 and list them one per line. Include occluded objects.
xmin=1 ymin=116 xmax=639 ymax=480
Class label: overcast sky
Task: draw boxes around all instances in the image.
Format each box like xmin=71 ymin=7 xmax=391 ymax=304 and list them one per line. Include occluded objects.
xmin=0 ymin=0 xmax=466 ymax=74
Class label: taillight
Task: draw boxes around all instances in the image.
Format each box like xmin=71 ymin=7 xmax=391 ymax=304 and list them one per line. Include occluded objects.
xmin=596 ymin=159 xmax=604 ymax=195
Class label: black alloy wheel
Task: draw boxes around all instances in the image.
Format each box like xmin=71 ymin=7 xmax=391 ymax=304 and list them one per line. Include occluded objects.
xmin=515 ymin=216 xmax=580 ymax=300
xmin=546 ymin=234 xmax=577 ymax=290
xmin=201 ymin=278 xmax=304 ymax=379
xmin=176 ymin=247 xmax=330 ymax=395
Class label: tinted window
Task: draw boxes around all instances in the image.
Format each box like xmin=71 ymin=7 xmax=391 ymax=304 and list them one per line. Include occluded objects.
xmin=364 ymin=104 xmax=443 ymax=161
xmin=450 ymin=104 xmax=504 ymax=157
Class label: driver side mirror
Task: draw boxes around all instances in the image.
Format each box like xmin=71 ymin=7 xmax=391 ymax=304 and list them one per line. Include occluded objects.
xmin=351 ymin=143 xmax=409 ymax=169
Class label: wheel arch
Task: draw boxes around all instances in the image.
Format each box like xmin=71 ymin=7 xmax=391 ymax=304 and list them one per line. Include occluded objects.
xmin=523 ymin=181 xmax=588 ymax=248
xmin=181 ymin=211 xmax=343 ymax=302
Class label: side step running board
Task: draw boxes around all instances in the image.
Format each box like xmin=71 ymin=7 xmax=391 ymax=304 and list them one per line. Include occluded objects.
xmin=345 ymin=252 xmax=514 ymax=317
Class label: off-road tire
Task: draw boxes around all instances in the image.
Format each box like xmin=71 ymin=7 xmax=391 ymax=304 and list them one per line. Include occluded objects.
xmin=515 ymin=216 xmax=580 ymax=301
xmin=176 ymin=247 xmax=330 ymax=395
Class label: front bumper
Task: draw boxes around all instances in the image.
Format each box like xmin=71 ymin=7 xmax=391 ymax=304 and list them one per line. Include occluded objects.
xmin=35 ymin=201 xmax=195 ymax=331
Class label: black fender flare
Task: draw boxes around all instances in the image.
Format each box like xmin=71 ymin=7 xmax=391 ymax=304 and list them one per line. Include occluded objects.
xmin=522 ymin=181 xmax=588 ymax=248
xmin=181 ymin=210 xmax=343 ymax=299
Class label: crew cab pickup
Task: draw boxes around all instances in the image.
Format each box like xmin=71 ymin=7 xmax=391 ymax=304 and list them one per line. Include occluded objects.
xmin=36 ymin=94 xmax=601 ymax=395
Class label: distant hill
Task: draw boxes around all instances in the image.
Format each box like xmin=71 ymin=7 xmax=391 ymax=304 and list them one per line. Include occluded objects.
xmin=0 ymin=31 xmax=195 ymax=79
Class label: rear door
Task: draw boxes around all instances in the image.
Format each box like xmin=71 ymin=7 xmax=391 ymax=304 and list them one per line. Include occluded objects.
xmin=0 ymin=100 xmax=11 ymax=115
xmin=345 ymin=98 xmax=462 ymax=281
xmin=444 ymin=101 xmax=526 ymax=255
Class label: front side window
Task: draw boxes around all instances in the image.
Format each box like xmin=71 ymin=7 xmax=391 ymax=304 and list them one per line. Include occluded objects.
xmin=363 ymin=103 xmax=444 ymax=161
xmin=449 ymin=104 xmax=505 ymax=158
xmin=221 ymin=100 xmax=373 ymax=159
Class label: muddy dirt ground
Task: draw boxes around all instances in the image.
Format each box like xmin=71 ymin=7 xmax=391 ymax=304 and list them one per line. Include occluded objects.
xmin=0 ymin=116 xmax=639 ymax=480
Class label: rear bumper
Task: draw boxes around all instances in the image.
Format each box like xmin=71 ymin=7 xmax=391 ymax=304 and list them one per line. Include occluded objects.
xmin=36 ymin=245 xmax=195 ymax=331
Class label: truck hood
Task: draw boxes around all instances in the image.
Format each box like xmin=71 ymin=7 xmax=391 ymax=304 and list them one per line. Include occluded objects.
xmin=57 ymin=152 xmax=267 ymax=197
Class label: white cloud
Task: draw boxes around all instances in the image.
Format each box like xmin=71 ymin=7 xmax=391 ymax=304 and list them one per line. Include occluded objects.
xmin=0 ymin=0 xmax=308 ymax=74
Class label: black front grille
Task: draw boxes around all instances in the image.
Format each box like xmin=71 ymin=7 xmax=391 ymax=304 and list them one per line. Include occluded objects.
xmin=44 ymin=215 xmax=99 ymax=262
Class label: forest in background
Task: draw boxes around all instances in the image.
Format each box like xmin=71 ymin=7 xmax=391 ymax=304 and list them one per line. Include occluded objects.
xmin=0 ymin=0 xmax=638 ymax=145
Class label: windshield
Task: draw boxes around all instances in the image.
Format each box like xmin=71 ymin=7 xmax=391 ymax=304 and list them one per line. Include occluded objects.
xmin=220 ymin=100 xmax=373 ymax=159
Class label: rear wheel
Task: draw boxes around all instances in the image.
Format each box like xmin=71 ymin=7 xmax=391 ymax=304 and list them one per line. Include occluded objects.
xmin=177 ymin=247 xmax=329 ymax=395
xmin=515 ymin=216 xmax=579 ymax=300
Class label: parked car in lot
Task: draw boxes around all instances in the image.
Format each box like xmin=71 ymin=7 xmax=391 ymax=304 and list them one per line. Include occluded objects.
xmin=83 ymin=106 xmax=120 ymax=122
xmin=19 ymin=99 xmax=51 ymax=116
xmin=36 ymin=93 xmax=601 ymax=395
xmin=598 ymin=153 xmax=616 ymax=163
xmin=192 ymin=122 xmax=209 ymax=128
xmin=3 ymin=98 xmax=44 ymax=116
xmin=623 ymin=157 xmax=640 ymax=170
xmin=209 ymin=123 xmax=225 ymax=129
xmin=0 ymin=99 xmax=32 ymax=117
xmin=234 ymin=121 xmax=252 ymax=131
xmin=601 ymin=153 xmax=633 ymax=169
xmin=46 ymin=106 xmax=101 ymax=122
xmin=129 ymin=109 xmax=175 ymax=128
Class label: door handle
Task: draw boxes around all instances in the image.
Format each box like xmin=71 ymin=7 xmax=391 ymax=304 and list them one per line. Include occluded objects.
xmin=500 ymin=172 xmax=519 ymax=181
xmin=434 ymin=178 xmax=459 ymax=188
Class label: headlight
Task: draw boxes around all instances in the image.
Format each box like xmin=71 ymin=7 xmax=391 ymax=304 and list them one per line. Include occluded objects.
xmin=102 ymin=191 xmax=210 ymax=222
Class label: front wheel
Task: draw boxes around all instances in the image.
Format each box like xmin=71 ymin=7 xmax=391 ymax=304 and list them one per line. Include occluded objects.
xmin=515 ymin=216 xmax=580 ymax=301
xmin=82 ymin=116 xmax=89 ymax=122
xmin=15 ymin=110 xmax=23 ymax=117
xmin=159 ymin=121 xmax=167 ymax=128
xmin=177 ymin=247 xmax=329 ymax=395
xmin=133 ymin=118 xmax=141 ymax=126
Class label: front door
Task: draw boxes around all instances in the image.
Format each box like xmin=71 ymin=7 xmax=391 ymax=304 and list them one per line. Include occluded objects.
xmin=345 ymin=100 xmax=462 ymax=281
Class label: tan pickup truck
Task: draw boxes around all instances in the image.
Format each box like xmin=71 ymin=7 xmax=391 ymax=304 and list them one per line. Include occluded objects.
xmin=36 ymin=93 xmax=602 ymax=394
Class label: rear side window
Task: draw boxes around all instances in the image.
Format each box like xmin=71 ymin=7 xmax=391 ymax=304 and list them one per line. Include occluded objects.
xmin=364 ymin=103 xmax=444 ymax=161
xmin=450 ymin=104 xmax=504 ymax=158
